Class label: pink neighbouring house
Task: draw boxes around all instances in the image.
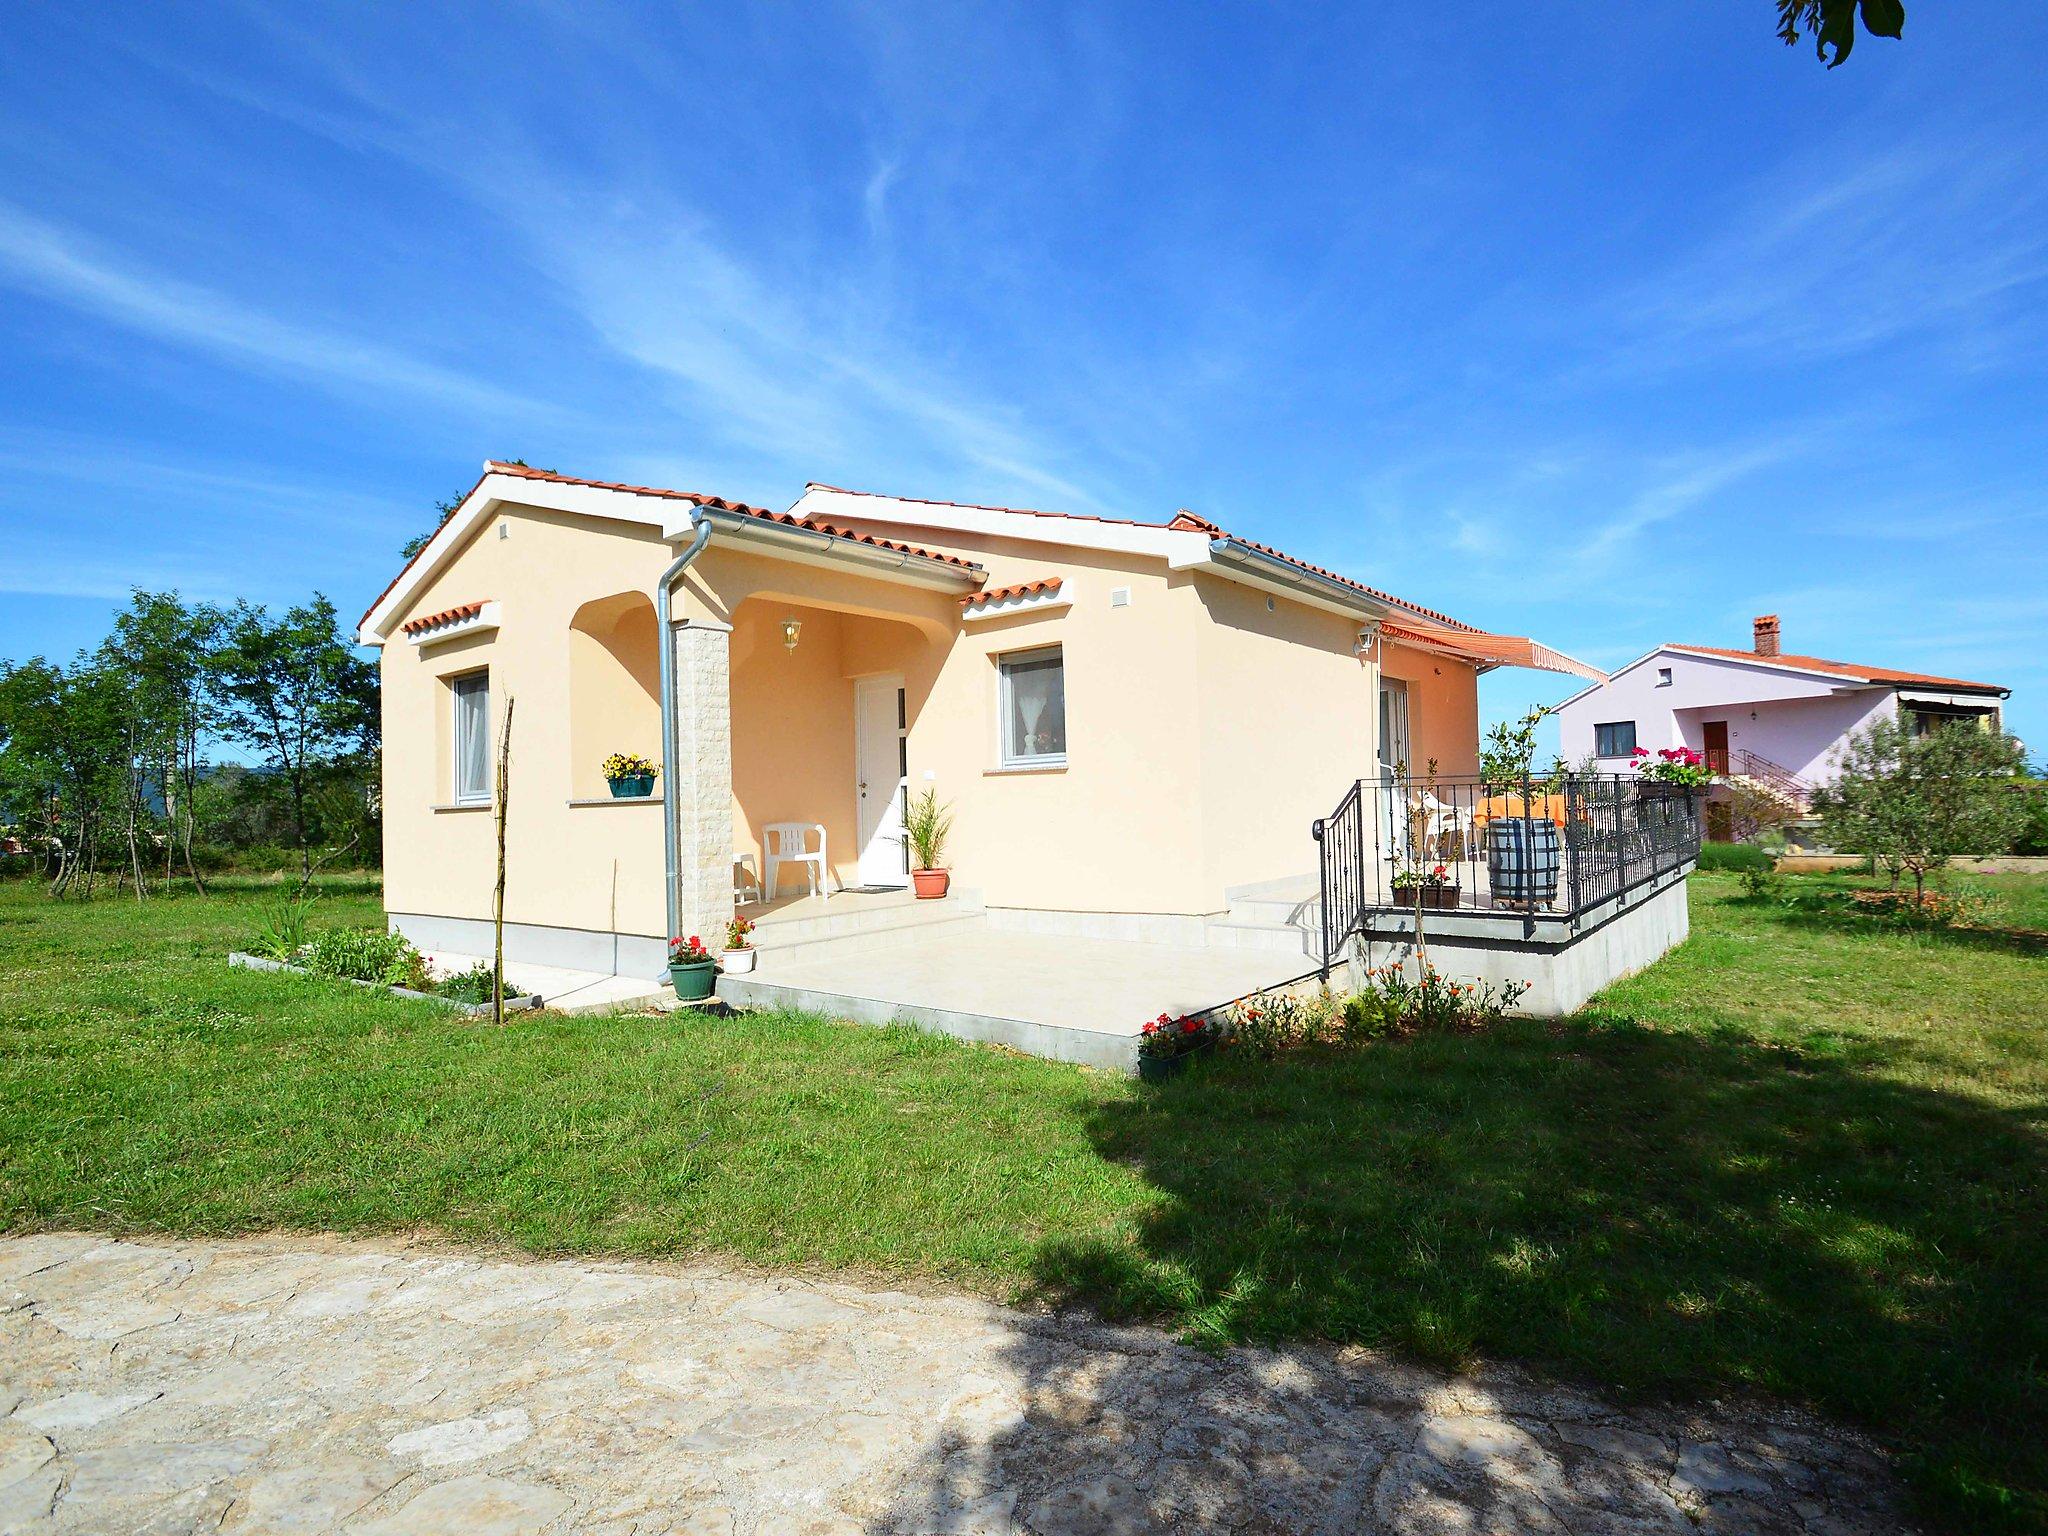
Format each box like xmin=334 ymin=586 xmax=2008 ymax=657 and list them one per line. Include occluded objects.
xmin=1551 ymin=615 xmax=2012 ymax=836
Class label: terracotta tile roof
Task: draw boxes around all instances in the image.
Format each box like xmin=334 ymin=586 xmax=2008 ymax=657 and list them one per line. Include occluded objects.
xmin=483 ymin=463 xmax=982 ymax=573
xmin=960 ymin=578 xmax=1063 ymax=610
xmin=809 ymin=485 xmax=1475 ymax=630
xmin=401 ymin=601 xmax=489 ymax=637
xmin=362 ymin=463 xmax=985 ymax=633
xmin=1671 ymin=645 xmax=2006 ymax=694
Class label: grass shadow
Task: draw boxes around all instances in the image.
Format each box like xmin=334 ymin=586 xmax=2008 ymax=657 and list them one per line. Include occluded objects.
xmin=1022 ymin=1017 xmax=2048 ymax=1531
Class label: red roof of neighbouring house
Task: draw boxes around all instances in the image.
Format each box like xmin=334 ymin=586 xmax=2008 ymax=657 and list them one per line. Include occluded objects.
xmin=1668 ymin=645 xmax=2007 ymax=694
xmin=807 ymin=484 xmax=1478 ymax=632
xmin=401 ymin=602 xmax=489 ymax=637
xmin=960 ymin=578 xmax=1063 ymax=610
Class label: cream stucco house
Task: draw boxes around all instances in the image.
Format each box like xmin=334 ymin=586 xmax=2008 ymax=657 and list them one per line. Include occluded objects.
xmin=360 ymin=461 xmax=1627 ymax=1062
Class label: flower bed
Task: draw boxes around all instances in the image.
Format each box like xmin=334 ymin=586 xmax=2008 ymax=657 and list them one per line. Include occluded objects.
xmin=230 ymin=923 xmax=538 ymax=1013
xmin=1140 ymin=964 xmax=1534 ymax=1079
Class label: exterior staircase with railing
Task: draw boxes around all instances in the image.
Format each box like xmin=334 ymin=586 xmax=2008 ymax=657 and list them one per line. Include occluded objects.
xmin=1726 ymin=748 xmax=1813 ymax=813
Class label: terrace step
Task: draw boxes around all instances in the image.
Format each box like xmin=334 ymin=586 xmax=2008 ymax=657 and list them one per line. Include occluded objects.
xmin=1225 ymin=894 xmax=1321 ymax=927
xmin=749 ymin=907 xmax=989 ymax=967
xmin=1201 ymin=918 xmax=1319 ymax=959
xmin=745 ymin=890 xmax=984 ymax=952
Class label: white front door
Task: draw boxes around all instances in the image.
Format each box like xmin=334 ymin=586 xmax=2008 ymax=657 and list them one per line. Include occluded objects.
xmin=854 ymin=674 xmax=909 ymax=887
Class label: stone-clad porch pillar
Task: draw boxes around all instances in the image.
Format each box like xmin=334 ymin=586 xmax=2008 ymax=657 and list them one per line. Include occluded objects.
xmin=670 ymin=618 xmax=734 ymax=946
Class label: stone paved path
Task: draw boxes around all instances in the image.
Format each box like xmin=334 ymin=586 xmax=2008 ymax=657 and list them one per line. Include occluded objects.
xmin=0 ymin=1234 xmax=1908 ymax=1535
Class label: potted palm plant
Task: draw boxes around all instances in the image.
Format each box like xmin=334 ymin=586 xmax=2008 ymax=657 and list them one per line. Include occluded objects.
xmin=905 ymin=787 xmax=954 ymax=899
xmin=720 ymin=915 xmax=757 ymax=974
xmin=603 ymin=752 xmax=658 ymax=799
xmin=667 ymin=933 xmax=718 ymax=1001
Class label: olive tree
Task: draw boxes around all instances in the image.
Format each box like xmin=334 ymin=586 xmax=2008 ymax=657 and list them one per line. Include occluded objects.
xmin=212 ymin=596 xmax=379 ymax=889
xmin=1814 ymin=716 xmax=2025 ymax=898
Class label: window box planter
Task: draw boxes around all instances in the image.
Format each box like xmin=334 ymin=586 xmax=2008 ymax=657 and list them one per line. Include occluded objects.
xmin=667 ymin=958 xmax=719 ymax=1001
xmin=1632 ymin=782 xmax=1699 ymax=832
xmin=1633 ymin=781 xmax=1698 ymax=802
xmin=1415 ymin=884 xmax=1461 ymax=910
xmin=608 ymin=772 xmax=656 ymax=799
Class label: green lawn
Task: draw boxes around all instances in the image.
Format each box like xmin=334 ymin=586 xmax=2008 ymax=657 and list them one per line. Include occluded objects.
xmin=1 ymin=871 xmax=2043 ymax=1530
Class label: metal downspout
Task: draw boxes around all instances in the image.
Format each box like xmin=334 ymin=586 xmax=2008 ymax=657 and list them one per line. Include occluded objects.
xmin=656 ymin=514 xmax=714 ymax=942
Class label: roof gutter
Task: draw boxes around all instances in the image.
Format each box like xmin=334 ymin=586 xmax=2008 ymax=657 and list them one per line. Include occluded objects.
xmin=697 ymin=507 xmax=980 ymax=590
xmin=1205 ymin=536 xmax=1391 ymax=621
xmin=656 ymin=510 xmax=712 ymax=944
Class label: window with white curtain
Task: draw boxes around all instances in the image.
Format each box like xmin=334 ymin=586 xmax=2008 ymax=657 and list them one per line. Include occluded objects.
xmin=451 ymin=671 xmax=491 ymax=804
xmin=999 ymin=648 xmax=1066 ymax=768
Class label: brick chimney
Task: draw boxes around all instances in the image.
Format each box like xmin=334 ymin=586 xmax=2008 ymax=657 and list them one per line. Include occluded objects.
xmin=1753 ymin=614 xmax=1781 ymax=658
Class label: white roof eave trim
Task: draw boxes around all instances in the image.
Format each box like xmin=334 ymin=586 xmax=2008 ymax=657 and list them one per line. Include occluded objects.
xmin=1201 ymin=538 xmax=1393 ymax=623
xmin=361 ymin=471 xmax=985 ymax=645
xmin=695 ymin=508 xmax=982 ymax=591
xmin=358 ymin=469 xmax=693 ymax=644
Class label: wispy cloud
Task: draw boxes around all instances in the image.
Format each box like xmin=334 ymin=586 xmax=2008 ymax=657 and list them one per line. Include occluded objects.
xmin=863 ymin=156 xmax=902 ymax=240
xmin=153 ymin=26 xmax=1136 ymax=515
xmin=1586 ymin=146 xmax=2048 ymax=376
xmin=0 ymin=426 xmax=413 ymax=530
xmin=0 ymin=200 xmax=542 ymax=419
xmin=0 ymin=543 xmax=240 ymax=604
xmin=1565 ymin=442 xmax=1793 ymax=570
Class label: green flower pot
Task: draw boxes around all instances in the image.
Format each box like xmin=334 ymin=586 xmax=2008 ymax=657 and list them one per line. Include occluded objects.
xmin=1137 ymin=1038 xmax=1215 ymax=1083
xmin=668 ymin=958 xmax=718 ymax=1002
xmin=608 ymin=773 xmax=656 ymax=799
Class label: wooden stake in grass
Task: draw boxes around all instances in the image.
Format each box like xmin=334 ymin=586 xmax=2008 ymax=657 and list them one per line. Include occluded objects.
xmin=493 ymin=695 xmax=514 ymax=1028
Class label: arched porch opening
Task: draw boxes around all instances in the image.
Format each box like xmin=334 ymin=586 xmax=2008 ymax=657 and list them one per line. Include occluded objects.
xmin=568 ymin=592 xmax=661 ymax=799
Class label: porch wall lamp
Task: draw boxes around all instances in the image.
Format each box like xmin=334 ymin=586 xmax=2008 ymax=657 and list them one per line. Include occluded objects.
xmin=1354 ymin=626 xmax=1379 ymax=659
xmin=780 ymin=616 xmax=803 ymax=654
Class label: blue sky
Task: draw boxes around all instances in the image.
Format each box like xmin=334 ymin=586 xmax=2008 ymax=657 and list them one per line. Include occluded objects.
xmin=3 ymin=3 xmax=2044 ymax=756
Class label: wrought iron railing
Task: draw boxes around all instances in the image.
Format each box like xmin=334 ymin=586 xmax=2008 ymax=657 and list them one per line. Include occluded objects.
xmin=1730 ymin=748 xmax=1813 ymax=811
xmin=1314 ymin=772 xmax=1702 ymax=968
xmin=1311 ymin=778 xmax=1368 ymax=967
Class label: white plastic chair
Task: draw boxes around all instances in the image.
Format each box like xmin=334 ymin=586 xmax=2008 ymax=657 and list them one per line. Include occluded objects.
xmin=1416 ymin=791 xmax=1476 ymax=862
xmin=733 ymin=852 xmax=762 ymax=905
xmin=762 ymin=822 xmax=829 ymax=900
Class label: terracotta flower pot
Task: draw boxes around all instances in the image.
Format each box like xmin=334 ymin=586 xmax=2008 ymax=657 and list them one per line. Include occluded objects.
xmin=911 ymin=867 xmax=951 ymax=900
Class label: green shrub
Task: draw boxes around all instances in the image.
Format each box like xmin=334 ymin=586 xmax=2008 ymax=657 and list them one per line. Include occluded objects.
xmin=2011 ymin=785 xmax=2048 ymax=856
xmin=304 ymin=927 xmax=430 ymax=990
xmin=1697 ymin=841 xmax=1773 ymax=872
xmin=433 ymin=962 xmax=524 ymax=1005
xmin=1226 ymin=989 xmax=1340 ymax=1058
xmin=1339 ymin=989 xmax=1401 ymax=1042
xmin=1737 ymin=866 xmax=1786 ymax=902
xmin=250 ymin=894 xmax=313 ymax=961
